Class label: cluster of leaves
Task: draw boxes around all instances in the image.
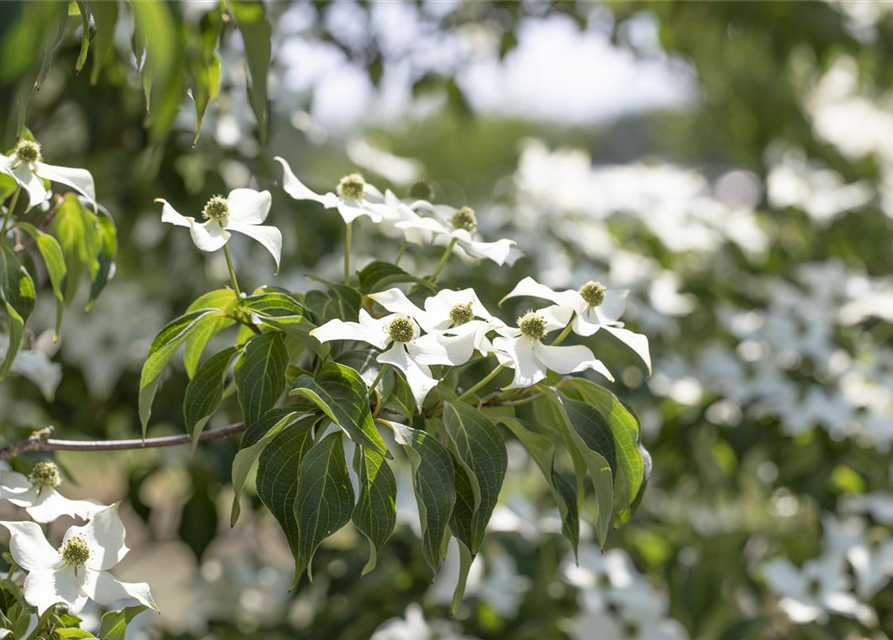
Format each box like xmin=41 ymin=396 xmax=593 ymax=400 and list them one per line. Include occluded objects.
xmin=0 ymin=0 xmax=271 ymax=148
xmin=0 ymin=562 xmax=145 ymax=640
xmin=0 ymin=133 xmax=116 ymax=384
xmin=138 ymin=261 xmax=650 ymax=603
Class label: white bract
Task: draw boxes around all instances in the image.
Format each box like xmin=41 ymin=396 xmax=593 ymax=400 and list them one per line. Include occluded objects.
xmin=275 ymin=156 xmax=386 ymax=224
xmin=396 ymin=204 xmax=518 ymax=266
xmin=157 ymin=189 xmax=282 ymax=271
xmin=492 ymin=307 xmax=613 ymax=389
xmin=0 ymin=139 xmax=96 ymax=209
xmin=501 ymin=276 xmax=651 ymax=372
xmin=309 ymin=289 xmax=454 ymax=405
xmin=1 ymin=505 xmax=157 ymax=615
xmin=0 ymin=462 xmax=104 ymax=524
xmin=763 ymin=556 xmax=875 ymax=625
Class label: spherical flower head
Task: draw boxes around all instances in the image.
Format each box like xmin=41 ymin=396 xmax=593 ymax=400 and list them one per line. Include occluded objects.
xmin=29 ymin=461 xmax=61 ymax=489
xmin=387 ymin=315 xmax=416 ymax=343
xmin=14 ymin=139 xmax=40 ymax=164
xmin=202 ymin=195 xmax=230 ymax=226
xmin=337 ymin=173 xmax=366 ymax=200
xmin=61 ymin=535 xmax=91 ymax=567
xmin=450 ymin=206 xmax=477 ymax=232
xmin=449 ymin=302 xmax=474 ymax=326
xmin=579 ymin=280 xmax=606 ymax=307
xmin=518 ymin=311 xmax=547 ymax=341
xmin=408 ymin=179 xmax=433 ymax=201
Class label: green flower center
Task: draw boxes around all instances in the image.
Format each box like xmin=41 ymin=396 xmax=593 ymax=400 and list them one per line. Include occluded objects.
xmin=202 ymin=195 xmax=230 ymax=225
xmin=387 ymin=315 xmax=415 ymax=343
xmin=408 ymin=179 xmax=433 ymax=201
xmin=450 ymin=206 xmax=477 ymax=232
xmin=29 ymin=461 xmax=61 ymax=488
xmin=337 ymin=173 xmax=366 ymax=201
xmin=518 ymin=311 xmax=547 ymax=341
xmin=14 ymin=140 xmax=40 ymax=164
xmin=449 ymin=302 xmax=474 ymax=326
xmin=579 ymin=280 xmax=606 ymax=307
xmin=61 ymin=536 xmax=90 ymax=567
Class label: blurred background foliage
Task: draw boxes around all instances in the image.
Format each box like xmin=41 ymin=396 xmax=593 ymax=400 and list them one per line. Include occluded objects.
xmin=2 ymin=1 xmax=893 ymax=639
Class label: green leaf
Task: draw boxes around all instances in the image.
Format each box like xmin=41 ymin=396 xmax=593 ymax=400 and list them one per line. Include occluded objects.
xmin=184 ymin=346 xmax=241 ymax=449
xmin=234 ymin=331 xmax=289 ymax=428
xmin=357 ymin=261 xmax=429 ymax=293
xmin=383 ymin=372 xmax=416 ymax=420
xmin=85 ymin=207 xmax=116 ymax=310
xmin=51 ymin=193 xmax=100 ymax=305
xmin=139 ymin=309 xmax=225 ymax=437
xmin=230 ymin=409 xmax=303 ymax=526
xmin=15 ymin=222 xmax=66 ymax=339
xmin=253 ymin=415 xmax=315 ymax=545
xmin=187 ymin=7 xmax=222 ymax=145
xmin=390 ymin=421 xmax=455 ymax=575
xmin=351 ymin=445 xmax=396 ymax=575
xmin=89 ymin=0 xmax=118 ymax=84
xmin=563 ymin=379 xmax=644 ymax=511
xmin=184 ymin=288 xmax=238 ymax=378
xmin=228 ymin=0 xmax=271 ymax=142
xmin=98 ymin=605 xmax=149 ymax=640
xmin=54 ymin=630 xmax=96 ymax=639
xmin=443 ymin=402 xmax=507 ymax=554
xmin=540 ymin=389 xmax=614 ymax=547
xmin=73 ymin=1 xmax=93 ymax=74
xmin=305 ymin=276 xmax=363 ymax=321
xmin=0 ymin=242 xmax=35 ymax=381
xmin=294 ymin=432 xmax=354 ymax=584
xmin=241 ymin=291 xmax=304 ymax=325
xmin=487 ymin=412 xmax=579 ymax=557
xmin=290 ymin=362 xmax=389 ymax=457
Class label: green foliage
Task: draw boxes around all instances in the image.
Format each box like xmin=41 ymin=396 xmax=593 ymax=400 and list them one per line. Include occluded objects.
xmin=351 ymin=445 xmax=397 ymax=576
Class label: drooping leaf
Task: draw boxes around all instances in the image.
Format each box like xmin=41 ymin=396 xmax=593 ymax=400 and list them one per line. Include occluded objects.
xmin=139 ymin=309 xmax=225 ymax=436
xmin=51 ymin=193 xmax=100 ymax=305
xmin=253 ymin=415 xmax=315 ymax=543
xmin=98 ymin=605 xmax=149 ymax=640
xmin=15 ymin=222 xmax=66 ymax=339
xmin=184 ymin=288 xmax=238 ymax=378
xmin=290 ymin=362 xmax=389 ymax=457
xmin=184 ymin=346 xmax=241 ymax=449
xmin=390 ymin=420 xmax=455 ymax=575
xmin=187 ymin=6 xmax=222 ymax=145
xmin=351 ymin=445 xmax=396 ymax=575
xmin=0 ymin=243 xmax=35 ymax=381
xmin=89 ymin=0 xmax=118 ymax=84
xmin=227 ymin=0 xmax=271 ymax=142
xmin=357 ymin=260 xmax=430 ymax=293
xmin=73 ymin=0 xmax=94 ymax=74
xmin=234 ymin=331 xmax=289 ymax=428
xmin=85 ymin=207 xmax=117 ymax=310
xmin=294 ymin=432 xmax=355 ymax=584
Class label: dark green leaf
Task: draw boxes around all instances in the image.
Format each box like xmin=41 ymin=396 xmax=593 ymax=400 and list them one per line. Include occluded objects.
xmin=234 ymin=331 xmax=289 ymax=428
xmin=358 ymin=260 xmax=428 ymax=293
xmin=85 ymin=207 xmax=116 ymax=310
xmin=89 ymin=0 xmax=117 ymax=84
xmin=0 ymin=242 xmax=35 ymax=381
xmin=15 ymin=222 xmax=66 ymax=339
xmin=351 ymin=445 xmax=396 ymax=575
xmin=184 ymin=346 xmax=241 ymax=449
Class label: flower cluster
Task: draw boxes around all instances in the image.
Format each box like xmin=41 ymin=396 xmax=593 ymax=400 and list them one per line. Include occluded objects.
xmin=0 ymin=461 xmax=156 ymax=616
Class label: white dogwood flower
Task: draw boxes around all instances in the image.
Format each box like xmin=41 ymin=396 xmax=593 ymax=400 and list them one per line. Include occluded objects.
xmin=1 ymin=505 xmax=157 ymax=615
xmin=395 ymin=205 xmax=518 ymax=266
xmin=309 ymin=295 xmax=451 ymax=406
xmin=275 ymin=156 xmax=387 ymax=224
xmin=156 ymin=189 xmax=282 ymax=270
xmin=501 ymin=276 xmax=651 ymax=372
xmin=0 ymin=139 xmax=96 ymax=209
xmin=0 ymin=461 xmax=104 ymax=524
xmin=370 ymin=288 xmax=501 ymax=366
xmin=493 ymin=308 xmax=613 ymax=389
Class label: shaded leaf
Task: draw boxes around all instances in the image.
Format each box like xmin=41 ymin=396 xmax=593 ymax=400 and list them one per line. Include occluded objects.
xmin=351 ymin=445 xmax=396 ymax=575
xmin=234 ymin=331 xmax=289 ymax=428
xmin=16 ymin=221 xmax=66 ymax=339
xmin=184 ymin=346 xmax=241 ymax=449
xmin=228 ymin=0 xmax=271 ymax=142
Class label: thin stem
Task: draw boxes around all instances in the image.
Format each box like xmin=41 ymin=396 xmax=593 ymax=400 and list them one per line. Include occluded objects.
xmin=369 ymin=363 xmax=390 ymax=397
xmin=394 ymin=238 xmax=408 ymax=266
xmin=0 ymin=423 xmax=247 ymax=460
xmin=497 ymin=392 xmax=543 ymax=407
xmin=0 ymin=188 xmax=21 ymax=238
xmin=550 ymin=311 xmax=576 ymax=346
xmin=344 ymin=221 xmax=352 ymax=283
xmin=223 ymin=244 xmax=241 ymax=297
xmin=456 ymin=363 xmax=504 ymax=403
xmin=430 ymin=237 xmax=457 ymax=284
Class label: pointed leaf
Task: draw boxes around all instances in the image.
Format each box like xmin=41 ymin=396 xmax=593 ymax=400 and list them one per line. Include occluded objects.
xmin=15 ymin=222 xmax=66 ymax=339
xmin=228 ymin=0 xmax=271 ymax=142
xmin=184 ymin=288 xmax=238 ymax=377
xmin=98 ymin=605 xmax=148 ymax=640
xmin=0 ymin=243 xmax=35 ymax=381
xmin=234 ymin=331 xmax=289 ymax=428
xmin=184 ymin=346 xmax=241 ymax=448
xmin=351 ymin=445 xmax=396 ymax=575
xmin=89 ymin=0 xmax=118 ymax=84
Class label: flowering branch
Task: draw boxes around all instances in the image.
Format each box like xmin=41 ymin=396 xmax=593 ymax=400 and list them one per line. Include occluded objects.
xmin=0 ymin=422 xmax=247 ymax=460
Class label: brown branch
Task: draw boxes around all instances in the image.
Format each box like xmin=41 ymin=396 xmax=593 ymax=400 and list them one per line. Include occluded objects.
xmin=0 ymin=423 xmax=246 ymax=460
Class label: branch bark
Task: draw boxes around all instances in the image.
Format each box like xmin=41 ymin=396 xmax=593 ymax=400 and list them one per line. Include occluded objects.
xmin=0 ymin=423 xmax=246 ymax=460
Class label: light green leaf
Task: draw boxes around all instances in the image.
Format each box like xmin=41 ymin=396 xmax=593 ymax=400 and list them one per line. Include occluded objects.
xmin=390 ymin=421 xmax=455 ymax=575
xmin=184 ymin=288 xmax=238 ymax=378
xmin=184 ymin=346 xmax=241 ymax=449
xmin=54 ymin=629 xmax=96 ymax=639
xmin=290 ymin=362 xmax=389 ymax=457
xmin=351 ymin=445 xmax=396 ymax=575
xmin=74 ymin=0 xmax=93 ymax=74
xmin=227 ymin=0 xmax=271 ymax=142
xmin=89 ymin=0 xmax=118 ymax=84
xmin=234 ymin=331 xmax=289 ymax=428
xmin=51 ymin=193 xmax=100 ymax=305
xmin=98 ymin=605 xmax=148 ymax=640
xmin=294 ymin=432 xmax=354 ymax=584
xmin=0 ymin=243 xmax=35 ymax=381
xmin=139 ymin=309 xmax=224 ymax=437
xmin=15 ymin=222 xmax=66 ymax=339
